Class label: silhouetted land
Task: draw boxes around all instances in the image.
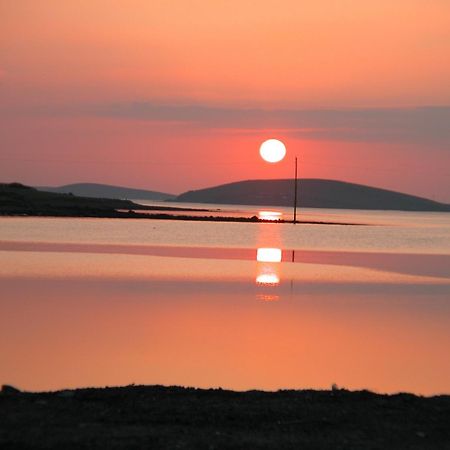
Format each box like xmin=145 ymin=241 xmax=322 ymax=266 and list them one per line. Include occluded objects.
xmin=0 ymin=183 xmax=209 ymax=218
xmin=175 ymin=179 xmax=450 ymax=212
xmin=1 ymin=384 xmax=449 ymax=449
xmin=0 ymin=183 xmax=360 ymax=224
xmin=36 ymin=182 xmax=175 ymax=201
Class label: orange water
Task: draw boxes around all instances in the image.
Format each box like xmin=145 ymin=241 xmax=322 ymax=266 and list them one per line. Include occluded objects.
xmin=0 ymin=214 xmax=449 ymax=394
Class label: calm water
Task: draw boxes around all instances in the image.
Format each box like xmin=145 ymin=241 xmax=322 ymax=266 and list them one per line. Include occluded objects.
xmin=0 ymin=207 xmax=449 ymax=394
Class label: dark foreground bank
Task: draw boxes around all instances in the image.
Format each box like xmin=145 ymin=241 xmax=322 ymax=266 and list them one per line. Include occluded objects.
xmin=1 ymin=385 xmax=449 ymax=449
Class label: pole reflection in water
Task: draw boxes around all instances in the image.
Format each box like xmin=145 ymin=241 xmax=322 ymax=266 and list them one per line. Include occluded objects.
xmin=256 ymin=247 xmax=282 ymax=301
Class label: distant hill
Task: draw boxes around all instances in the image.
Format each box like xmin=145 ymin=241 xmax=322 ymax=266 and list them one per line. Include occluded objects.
xmin=35 ymin=183 xmax=175 ymax=201
xmin=175 ymin=179 xmax=450 ymax=212
xmin=0 ymin=182 xmax=152 ymax=217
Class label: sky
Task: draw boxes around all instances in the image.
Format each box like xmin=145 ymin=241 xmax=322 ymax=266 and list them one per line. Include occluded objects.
xmin=1 ymin=0 xmax=450 ymax=200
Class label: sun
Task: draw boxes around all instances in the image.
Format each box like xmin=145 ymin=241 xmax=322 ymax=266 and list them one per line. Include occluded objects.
xmin=259 ymin=139 xmax=286 ymax=163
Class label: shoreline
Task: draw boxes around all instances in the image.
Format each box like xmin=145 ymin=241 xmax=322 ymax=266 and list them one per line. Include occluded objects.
xmin=0 ymin=211 xmax=365 ymax=226
xmin=1 ymin=384 xmax=449 ymax=449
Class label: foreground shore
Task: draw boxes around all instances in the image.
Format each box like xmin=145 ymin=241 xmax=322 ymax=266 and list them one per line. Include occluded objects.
xmin=1 ymin=385 xmax=449 ymax=449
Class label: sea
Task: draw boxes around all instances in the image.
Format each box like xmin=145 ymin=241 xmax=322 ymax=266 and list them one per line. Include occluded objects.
xmin=1 ymin=203 xmax=449 ymax=395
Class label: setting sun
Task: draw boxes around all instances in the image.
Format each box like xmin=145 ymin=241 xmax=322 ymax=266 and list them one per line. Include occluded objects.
xmin=259 ymin=139 xmax=286 ymax=163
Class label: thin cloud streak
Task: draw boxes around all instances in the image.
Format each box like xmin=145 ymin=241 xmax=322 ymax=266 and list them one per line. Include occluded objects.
xmin=4 ymin=101 xmax=449 ymax=146
xmin=87 ymin=103 xmax=450 ymax=145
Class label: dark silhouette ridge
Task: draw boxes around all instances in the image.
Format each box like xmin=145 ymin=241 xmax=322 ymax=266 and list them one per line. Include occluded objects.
xmin=0 ymin=183 xmax=200 ymax=218
xmin=35 ymin=182 xmax=175 ymax=201
xmin=175 ymin=178 xmax=450 ymax=212
xmin=1 ymin=384 xmax=449 ymax=449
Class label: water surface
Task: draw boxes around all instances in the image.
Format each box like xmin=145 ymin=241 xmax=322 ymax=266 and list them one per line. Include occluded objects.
xmin=0 ymin=209 xmax=449 ymax=394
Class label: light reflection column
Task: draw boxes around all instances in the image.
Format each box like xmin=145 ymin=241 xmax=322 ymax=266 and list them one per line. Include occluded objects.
xmin=256 ymin=247 xmax=282 ymax=301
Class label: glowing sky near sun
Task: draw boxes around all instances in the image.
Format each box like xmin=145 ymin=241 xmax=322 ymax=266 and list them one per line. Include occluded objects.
xmin=0 ymin=0 xmax=449 ymax=200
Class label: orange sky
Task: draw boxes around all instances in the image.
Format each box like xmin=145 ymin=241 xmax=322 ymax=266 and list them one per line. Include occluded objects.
xmin=1 ymin=0 xmax=449 ymax=199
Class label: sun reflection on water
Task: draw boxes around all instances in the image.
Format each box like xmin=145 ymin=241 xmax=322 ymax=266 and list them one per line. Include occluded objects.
xmin=256 ymin=272 xmax=280 ymax=285
xmin=258 ymin=211 xmax=283 ymax=221
xmin=256 ymin=248 xmax=282 ymax=263
xmin=256 ymin=247 xmax=282 ymax=301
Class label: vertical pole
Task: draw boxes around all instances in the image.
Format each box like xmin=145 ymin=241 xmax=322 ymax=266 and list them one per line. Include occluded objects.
xmin=293 ymin=156 xmax=298 ymax=224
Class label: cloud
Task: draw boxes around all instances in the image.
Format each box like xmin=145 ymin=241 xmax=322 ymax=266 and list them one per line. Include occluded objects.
xmin=16 ymin=100 xmax=449 ymax=147
xmin=87 ymin=102 xmax=450 ymax=145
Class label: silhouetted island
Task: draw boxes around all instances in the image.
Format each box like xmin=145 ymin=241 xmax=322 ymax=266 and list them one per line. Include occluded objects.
xmin=35 ymin=182 xmax=175 ymax=201
xmin=175 ymin=179 xmax=450 ymax=212
xmin=0 ymin=183 xmax=206 ymax=219
xmin=1 ymin=384 xmax=449 ymax=449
